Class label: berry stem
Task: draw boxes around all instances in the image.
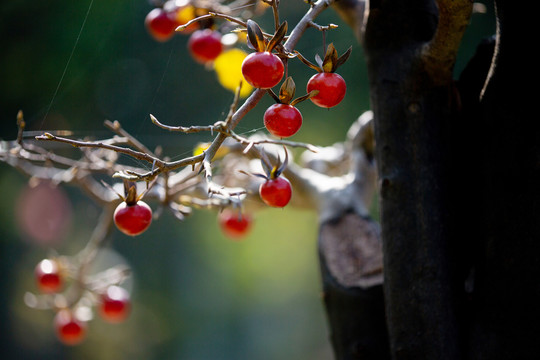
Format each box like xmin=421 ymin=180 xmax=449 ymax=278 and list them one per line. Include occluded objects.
xmin=270 ymin=0 xmax=281 ymax=31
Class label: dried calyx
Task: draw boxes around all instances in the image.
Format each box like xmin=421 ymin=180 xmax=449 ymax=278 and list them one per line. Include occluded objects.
xmin=296 ymin=43 xmax=352 ymax=73
xmin=246 ymin=19 xmax=288 ymax=53
xmin=266 ymin=77 xmax=318 ymax=106
xmin=258 ymin=148 xmax=289 ymax=180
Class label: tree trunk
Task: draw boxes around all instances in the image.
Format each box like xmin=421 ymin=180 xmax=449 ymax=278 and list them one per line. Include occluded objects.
xmin=363 ymin=0 xmax=462 ymax=358
xmin=338 ymin=0 xmax=538 ymax=359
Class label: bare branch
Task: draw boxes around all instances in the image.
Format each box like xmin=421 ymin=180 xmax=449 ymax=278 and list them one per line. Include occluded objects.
xmin=176 ymin=12 xmax=247 ymax=32
xmin=308 ymin=20 xmax=339 ymax=32
xmin=229 ymin=130 xmax=319 ymax=153
xmin=422 ymin=0 xmax=473 ymax=85
xmin=36 ymin=132 xmax=163 ymax=167
xmin=104 ymin=120 xmax=156 ymax=157
xmin=284 ymin=0 xmax=334 ymax=52
xmin=331 ymin=0 xmax=366 ymax=42
xmin=150 ymin=114 xmax=217 ymax=133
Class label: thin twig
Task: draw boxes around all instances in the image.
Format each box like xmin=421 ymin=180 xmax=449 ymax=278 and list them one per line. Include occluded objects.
xmin=36 ymin=132 xmax=163 ymax=166
xmin=150 ymin=114 xmax=216 ymax=133
xmin=16 ymin=110 xmax=25 ymax=146
xmin=176 ymin=12 xmax=247 ymax=32
xmin=229 ymin=130 xmax=319 ymax=153
xmin=104 ymin=120 xmax=156 ymax=157
xmin=308 ymin=20 xmax=339 ymax=31
xmin=284 ymin=0 xmax=334 ymax=52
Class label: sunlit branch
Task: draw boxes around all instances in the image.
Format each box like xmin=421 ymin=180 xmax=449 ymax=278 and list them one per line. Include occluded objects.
xmin=284 ymin=0 xmax=334 ymax=52
xmin=179 ymin=194 xmax=243 ymax=209
xmin=307 ymin=20 xmax=339 ymax=31
xmin=35 ymin=132 xmax=206 ymax=181
xmin=104 ymin=119 xmax=156 ymax=157
xmin=423 ymin=0 xmax=473 ymax=85
xmin=176 ymin=12 xmax=247 ymax=32
xmin=36 ymin=132 xmax=162 ymax=166
xmin=229 ymin=130 xmax=319 ymax=153
xmin=150 ymin=114 xmax=217 ymax=133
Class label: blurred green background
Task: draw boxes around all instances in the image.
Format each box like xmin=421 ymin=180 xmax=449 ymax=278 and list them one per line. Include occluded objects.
xmin=0 ymin=1 xmax=494 ymax=359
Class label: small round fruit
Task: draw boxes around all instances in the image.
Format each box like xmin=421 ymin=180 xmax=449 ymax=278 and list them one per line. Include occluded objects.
xmin=145 ymin=8 xmax=178 ymax=42
xmin=100 ymin=286 xmax=131 ymax=323
xmin=307 ymin=72 xmax=347 ymax=108
xmin=35 ymin=259 xmax=63 ymax=293
xmin=264 ymin=104 xmax=303 ymax=138
xmin=113 ymin=200 xmax=152 ymax=236
xmin=188 ymin=29 xmax=223 ymax=64
xmin=54 ymin=309 xmax=87 ymax=346
xmin=259 ymin=176 xmax=292 ymax=208
xmin=218 ymin=209 xmax=252 ymax=239
xmin=241 ymin=52 xmax=284 ymax=89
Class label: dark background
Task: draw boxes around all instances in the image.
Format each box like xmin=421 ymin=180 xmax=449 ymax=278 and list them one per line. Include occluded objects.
xmin=0 ymin=1 xmax=495 ymax=359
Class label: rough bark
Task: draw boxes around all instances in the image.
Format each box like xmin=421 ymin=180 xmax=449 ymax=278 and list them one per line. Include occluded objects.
xmin=363 ymin=0 xmax=464 ymax=358
xmin=359 ymin=0 xmax=539 ymax=358
xmin=322 ymin=1 xmax=537 ymax=359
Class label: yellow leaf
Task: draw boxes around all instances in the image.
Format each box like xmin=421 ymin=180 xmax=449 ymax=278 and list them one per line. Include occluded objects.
xmin=193 ymin=142 xmax=229 ymax=159
xmin=213 ymin=48 xmax=253 ymax=98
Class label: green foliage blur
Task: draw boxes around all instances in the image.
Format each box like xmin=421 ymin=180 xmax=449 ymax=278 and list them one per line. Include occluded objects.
xmin=0 ymin=0 xmax=494 ymax=359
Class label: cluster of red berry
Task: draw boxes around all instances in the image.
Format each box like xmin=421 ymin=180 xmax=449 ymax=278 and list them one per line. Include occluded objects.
xmin=241 ymin=20 xmax=350 ymax=140
xmin=145 ymin=11 xmax=351 ymax=240
xmin=34 ymin=258 xmax=130 ymax=345
xmin=145 ymin=1 xmax=224 ymax=65
xmin=23 ymin=1 xmax=354 ymax=346
xmin=146 ymin=3 xmax=350 ymax=139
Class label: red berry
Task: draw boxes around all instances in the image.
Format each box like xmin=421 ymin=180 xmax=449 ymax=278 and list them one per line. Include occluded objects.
xmin=113 ymin=200 xmax=152 ymax=236
xmin=241 ymin=52 xmax=284 ymax=89
xmin=307 ymin=72 xmax=347 ymax=108
xmin=145 ymin=8 xmax=178 ymax=42
xmin=100 ymin=286 xmax=131 ymax=323
xmin=54 ymin=309 xmax=87 ymax=346
xmin=259 ymin=176 xmax=292 ymax=208
xmin=264 ymin=104 xmax=303 ymax=138
xmin=188 ymin=29 xmax=223 ymax=64
xmin=35 ymin=259 xmax=63 ymax=293
xmin=218 ymin=209 xmax=252 ymax=239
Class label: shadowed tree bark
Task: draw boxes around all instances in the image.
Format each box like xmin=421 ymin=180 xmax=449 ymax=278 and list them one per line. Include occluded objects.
xmin=467 ymin=0 xmax=540 ymax=358
xmin=320 ymin=0 xmax=538 ymax=359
